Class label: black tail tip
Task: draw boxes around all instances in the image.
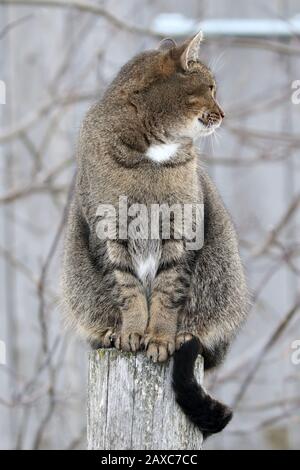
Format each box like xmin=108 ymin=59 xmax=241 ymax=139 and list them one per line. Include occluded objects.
xmin=201 ymin=399 xmax=233 ymax=439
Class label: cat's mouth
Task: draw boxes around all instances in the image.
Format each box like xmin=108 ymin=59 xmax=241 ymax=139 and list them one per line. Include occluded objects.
xmin=198 ymin=117 xmax=221 ymax=135
xmin=178 ymin=116 xmax=221 ymax=140
xmin=198 ymin=117 xmax=221 ymax=128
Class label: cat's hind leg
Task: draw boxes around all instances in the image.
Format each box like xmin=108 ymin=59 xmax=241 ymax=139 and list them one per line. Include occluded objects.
xmin=61 ymin=200 xmax=121 ymax=349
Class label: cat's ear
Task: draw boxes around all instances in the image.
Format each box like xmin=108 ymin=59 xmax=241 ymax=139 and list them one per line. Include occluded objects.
xmin=158 ymin=38 xmax=177 ymax=51
xmin=180 ymin=31 xmax=204 ymax=71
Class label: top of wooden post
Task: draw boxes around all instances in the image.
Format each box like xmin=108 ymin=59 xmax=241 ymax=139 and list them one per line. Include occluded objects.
xmin=87 ymin=348 xmax=204 ymax=450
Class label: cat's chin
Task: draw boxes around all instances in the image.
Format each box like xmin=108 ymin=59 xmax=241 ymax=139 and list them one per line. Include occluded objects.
xmin=179 ymin=118 xmax=220 ymax=141
xmin=197 ymin=119 xmax=221 ymax=137
xmin=199 ymin=127 xmax=217 ymax=137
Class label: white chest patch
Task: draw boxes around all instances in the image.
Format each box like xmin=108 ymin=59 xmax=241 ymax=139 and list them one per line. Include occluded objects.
xmin=146 ymin=142 xmax=179 ymax=163
xmin=136 ymin=255 xmax=158 ymax=283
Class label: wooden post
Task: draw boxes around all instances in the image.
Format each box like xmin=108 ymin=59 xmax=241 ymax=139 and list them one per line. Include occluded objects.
xmin=87 ymin=349 xmax=204 ymax=450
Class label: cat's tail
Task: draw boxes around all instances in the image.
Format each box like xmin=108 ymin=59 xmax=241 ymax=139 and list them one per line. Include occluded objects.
xmin=172 ymin=337 xmax=233 ymax=438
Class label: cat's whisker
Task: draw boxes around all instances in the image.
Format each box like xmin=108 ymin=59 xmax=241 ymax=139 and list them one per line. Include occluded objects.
xmin=213 ymin=133 xmax=218 ymax=154
xmin=217 ymin=127 xmax=225 ymax=141
xmin=214 ymin=129 xmax=221 ymax=146
xmin=209 ymin=50 xmax=227 ymax=75
xmin=210 ymin=133 xmax=216 ymax=155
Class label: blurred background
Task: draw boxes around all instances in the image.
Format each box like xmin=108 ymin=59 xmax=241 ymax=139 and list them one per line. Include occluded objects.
xmin=0 ymin=0 xmax=300 ymax=450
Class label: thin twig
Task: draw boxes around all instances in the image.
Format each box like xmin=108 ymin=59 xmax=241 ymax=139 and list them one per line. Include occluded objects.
xmin=0 ymin=14 xmax=33 ymax=40
xmin=0 ymin=0 xmax=162 ymax=38
xmin=232 ymin=301 xmax=300 ymax=408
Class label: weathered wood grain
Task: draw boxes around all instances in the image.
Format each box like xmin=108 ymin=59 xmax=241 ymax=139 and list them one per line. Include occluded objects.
xmin=87 ymin=349 xmax=203 ymax=450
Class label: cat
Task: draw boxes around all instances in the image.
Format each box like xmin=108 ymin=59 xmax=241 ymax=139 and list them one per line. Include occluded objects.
xmin=61 ymin=32 xmax=249 ymax=436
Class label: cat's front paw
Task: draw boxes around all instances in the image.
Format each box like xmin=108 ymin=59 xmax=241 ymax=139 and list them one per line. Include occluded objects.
xmin=144 ymin=334 xmax=175 ymax=363
xmin=114 ymin=331 xmax=143 ymax=353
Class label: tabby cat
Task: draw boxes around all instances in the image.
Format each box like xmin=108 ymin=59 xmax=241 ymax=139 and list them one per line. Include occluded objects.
xmin=62 ymin=32 xmax=249 ymax=436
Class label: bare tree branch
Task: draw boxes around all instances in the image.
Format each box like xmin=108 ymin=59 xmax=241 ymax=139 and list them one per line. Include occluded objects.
xmin=232 ymin=301 xmax=300 ymax=408
xmin=0 ymin=13 xmax=33 ymax=40
xmin=0 ymin=90 xmax=99 ymax=145
xmin=0 ymin=0 xmax=162 ymax=38
xmin=253 ymin=193 xmax=300 ymax=257
xmin=230 ymin=405 xmax=300 ymax=435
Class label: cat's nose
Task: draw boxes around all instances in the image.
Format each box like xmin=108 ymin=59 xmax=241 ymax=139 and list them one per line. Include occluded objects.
xmin=217 ymin=104 xmax=225 ymax=119
xmin=219 ymin=108 xmax=225 ymax=119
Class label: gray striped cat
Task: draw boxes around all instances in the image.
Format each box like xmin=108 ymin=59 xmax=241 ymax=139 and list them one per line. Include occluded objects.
xmin=62 ymin=32 xmax=249 ymax=436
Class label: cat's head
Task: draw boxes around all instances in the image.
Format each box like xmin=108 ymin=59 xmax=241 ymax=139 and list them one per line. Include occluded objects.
xmin=107 ymin=32 xmax=224 ymax=143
